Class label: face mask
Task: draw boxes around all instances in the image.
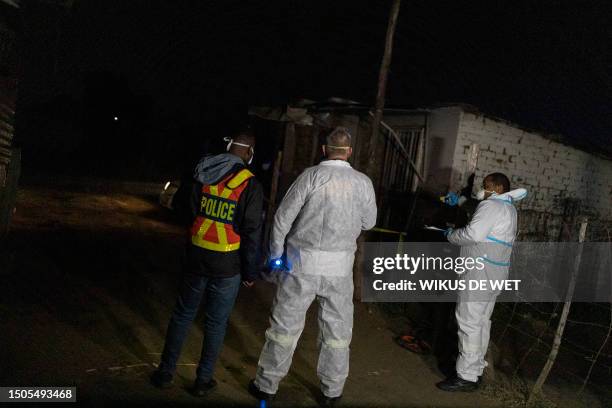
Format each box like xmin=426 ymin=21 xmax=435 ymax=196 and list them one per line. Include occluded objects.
xmin=224 ymin=137 xmax=254 ymax=165
xmin=475 ymin=189 xmax=496 ymax=200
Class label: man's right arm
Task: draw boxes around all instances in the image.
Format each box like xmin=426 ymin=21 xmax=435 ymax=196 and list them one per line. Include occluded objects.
xmin=237 ymin=179 xmax=264 ymax=282
xmin=269 ymin=171 xmax=312 ymax=258
xmin=361 ymin=177 xmax=377 ymax=230
xmin=447 ymin=200 xmax=496 ymax=246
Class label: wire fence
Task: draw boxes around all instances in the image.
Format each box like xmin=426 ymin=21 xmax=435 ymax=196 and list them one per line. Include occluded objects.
xmin=490 ymin=220 xmax=612 ymax=404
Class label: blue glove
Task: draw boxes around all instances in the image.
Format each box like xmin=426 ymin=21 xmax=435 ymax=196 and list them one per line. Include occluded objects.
xmin=442 ymin=192 xmax=460 ymax=207
xmin=444 ymin=227 xmax=454 ymax=238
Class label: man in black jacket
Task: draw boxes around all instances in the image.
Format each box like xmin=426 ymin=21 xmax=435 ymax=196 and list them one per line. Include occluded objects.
xmin=151 ymin=130 xmax=264 ymax=397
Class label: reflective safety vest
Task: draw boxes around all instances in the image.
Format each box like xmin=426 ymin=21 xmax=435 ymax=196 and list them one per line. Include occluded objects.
xmin=191 ymin=168 xmax=254 ymax=252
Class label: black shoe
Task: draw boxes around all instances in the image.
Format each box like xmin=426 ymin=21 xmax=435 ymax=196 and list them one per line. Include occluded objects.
xmin=436 ymin=376 xmax=479 ymax=392
xmin=437 ymin=363 xmax=456 ymax=379
xmin=190 ymin=378 xmax=217 ymax=397
xmin=320 ymin=395 xmax=342 ymax=407
xmin=248 ymin=379 xmax=275 ymax=401
xmin=150 ymin=370 xmax=174 ymax=389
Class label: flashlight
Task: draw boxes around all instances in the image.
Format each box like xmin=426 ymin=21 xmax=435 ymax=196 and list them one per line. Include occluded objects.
xmin=269 ymin=256 xmax=291 ymax=272
xmin=270 ymin=258 xmax=284 ymax=268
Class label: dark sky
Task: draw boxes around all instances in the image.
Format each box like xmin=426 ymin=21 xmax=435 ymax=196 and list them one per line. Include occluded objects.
xmin=19 ymin=0 xmax=612 ymax=155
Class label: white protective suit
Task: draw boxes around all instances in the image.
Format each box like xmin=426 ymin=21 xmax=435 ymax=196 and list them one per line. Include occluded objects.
xmin=255 ymin=159 xmax=377 ymax=398
xmin=447 ymin=188 xmax=525 ymax=382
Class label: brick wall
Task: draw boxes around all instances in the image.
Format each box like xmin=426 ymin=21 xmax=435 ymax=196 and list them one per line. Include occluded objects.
xmin=449 ymin=110 xmax=612 ymax=241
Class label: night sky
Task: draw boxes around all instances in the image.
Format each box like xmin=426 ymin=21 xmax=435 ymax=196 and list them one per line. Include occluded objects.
xmin=16 ymin=0 xmax=612 ymax=174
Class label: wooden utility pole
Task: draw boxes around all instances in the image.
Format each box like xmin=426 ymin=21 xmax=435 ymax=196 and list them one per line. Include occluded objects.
xmin=367 ymin=0 xmax=402 ymax=178
xmin=355 ymin=0 xmax=401 ymax=302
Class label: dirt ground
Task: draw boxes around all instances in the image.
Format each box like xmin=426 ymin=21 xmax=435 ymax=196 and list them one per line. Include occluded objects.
xmin=0 ymin=178 xmax=590 ymax=407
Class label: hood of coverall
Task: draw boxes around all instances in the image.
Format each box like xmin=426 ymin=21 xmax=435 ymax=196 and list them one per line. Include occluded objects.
xmin=486 ymin=188 xmax=528 ymax=203
xmin=193 ymin=153 xmax=244 ymax=185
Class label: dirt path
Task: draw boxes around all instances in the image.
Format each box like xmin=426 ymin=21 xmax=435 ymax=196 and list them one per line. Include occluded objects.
xmin=0 ymin=179 xmax=504 ymax=407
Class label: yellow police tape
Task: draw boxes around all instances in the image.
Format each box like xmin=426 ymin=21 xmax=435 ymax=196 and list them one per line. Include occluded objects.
xmin=371 ymin=227 xmax=407 ymax=253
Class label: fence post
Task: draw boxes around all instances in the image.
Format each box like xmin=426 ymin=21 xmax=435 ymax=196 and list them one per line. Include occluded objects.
xmin=528 ymin=218 xmax=588 ymax=404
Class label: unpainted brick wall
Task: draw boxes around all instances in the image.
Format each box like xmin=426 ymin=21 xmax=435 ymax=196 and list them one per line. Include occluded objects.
xmin=450 ymin=111 xmax=612 ymax=241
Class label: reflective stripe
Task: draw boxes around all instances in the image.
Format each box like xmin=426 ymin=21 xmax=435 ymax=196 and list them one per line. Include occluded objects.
xmin=196 ymin=240 xmax=240 ymax=252
xmin=486 ymin=235 xmax=513 ymax=247
xmin=266 ymin=330 xmax=296 ymax=346
xmin=481 ymin=257 xmax=510 ymax=267
xmin=489 ymin=197 xmax=513 ymax=205
xmin=322 ymin=338 xmax=350 ymax=349
xmin=227 ymin=169 xmax=254 ymax=189
xmin=191 ymin=218 xmax=215 ymax=248
xmin=220 ymin=185 xmax=234 ymax=199
xmin=209 ymin=185 xmax=227 ymax=245
xmin=459 ymin=342 xmax=482 ymax=353
xmin=215 ymin=219 xmax=228 ymax=248
xmin=200 ymin=218 xmax=214 ymax=236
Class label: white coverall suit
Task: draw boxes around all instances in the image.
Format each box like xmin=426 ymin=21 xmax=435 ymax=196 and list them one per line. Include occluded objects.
xmin=447 ymin=189 xmax=524 ymax=382
xmin=255 ymin=159 xmax=377 ymax=398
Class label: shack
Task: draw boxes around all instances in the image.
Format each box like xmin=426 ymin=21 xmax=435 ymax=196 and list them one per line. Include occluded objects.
xmin=249 ymin=100 xmax=612 ymax=242
xmin=250 ymin=99 xmax=428 ymax=237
